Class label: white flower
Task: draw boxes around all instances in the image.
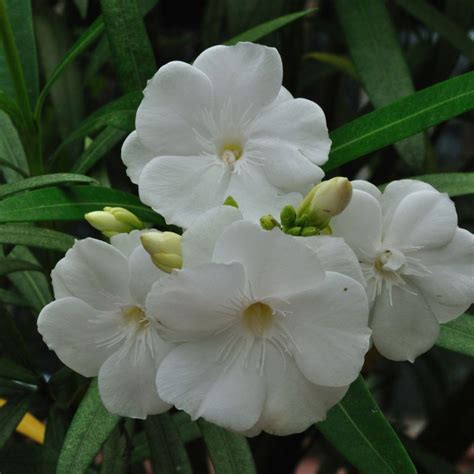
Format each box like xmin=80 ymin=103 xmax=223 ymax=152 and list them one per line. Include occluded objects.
xmin=121 ymin=42 xmax=331 ymax=227
xmin=37 ymin=231 xmax=174 ymax=419
xmin=147 ymin=218 xmax=370 ymax=435
xmin=331 ymin=179 xmax=474 ymax=362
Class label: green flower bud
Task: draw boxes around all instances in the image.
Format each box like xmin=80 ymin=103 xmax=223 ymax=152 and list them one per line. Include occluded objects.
xmin=260 ymin=215 xmax=280 ymax=231
xmin=223 ymin=196 xmax=239 ymax=208
xmin=85 ymin=207 xmax=144 ymax=237
xmin=280 ymin=205 xmax=296 ymax=228
xmin=301 ymin=226 xmax=318 ymax=237
xmin=286 ymin=226 xmax=302 ymax=236
xmin=140 ymin=232 xmax=183 ymax=273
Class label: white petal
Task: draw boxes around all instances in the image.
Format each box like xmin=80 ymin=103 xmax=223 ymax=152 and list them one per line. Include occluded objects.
xmin=139 ymin=155 xmax=228 ymax=228
xmin=383 ymin=190 xmax=457 ymax=250
xmin=352 ymin=180 xmax=382 ymax=200
xmin=249 ymin=98 xmax=331 ymax=165
xmin=300 ymin=235 xmax=365 ymax=287
xmin=408 ymin=228 xmax=474 ymax=322
xmin=246 ymin=139 xmax=324 ymax=193
xmin=331 ymin=189 xmax=382 ymax=260
xmin=248 ymin=345 xmax=348 ymax=436
xmin=98 ymin=331 xmax=173 ymax=419
xmin=278 ymin=272 xmax=370 ymax=387
xmin=136 ymin=61 xmax=213 ymax=155
xmin=121 ymin=131 xmax=157 ymax=185
xmin=37 ymin=297 xmax=123 ymax=377
xmin=226 ymin=163 xmax=302 ymax=222
xmin=193 ymin=42 xmax=282 ymax=120
xmin=371 ymin=285 xmax=440 ymax=362
xmin=270 ymin=86 xmax=293 ymax=107
xmin=129 ymin=245 xmax=165 ymax=306
xmin=182 ymin=205 xmax=243 ymax=268
xmin=156 ymin=335 xmax=266 ymax=432
xmin=213 ymin=221 xmax=325 ymax=300
xmin=110 ymin=229 xmax=145 ymax=257
xmin=146 ymin=262 xmax=245 ymax=339
xmin=51 ymin=238 xmax=131 ymax=310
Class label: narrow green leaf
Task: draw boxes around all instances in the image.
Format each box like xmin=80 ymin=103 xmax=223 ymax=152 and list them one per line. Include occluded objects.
xmin=0 ymin=110 xmax=28 ymax=182
xmin=100 ymin=0 xmax=156 ymax=92
xmin=0 ymin=257 xmax=41 ymax=275
xmin=0 ymin=90 xmax=23 ymax=127
xmin=57 ymin=379 xmax=120 ymax=474
xmin=0 ymin=185 xmax=165 ymax=225
xmin=410 ymin=173 xmax=474 ymax=197
xmin=304 ymin=52 xmax=358 ymax=79
xmin=437 ymin=314 xmax=474 ymax=357
xmin=198 ymin=419 xmax=256 ymax=474
xmin=225 ymin=9 xmax=315 ymax=45
xmin=72 ymin=127 xmax=127 ymax=174
xmin=0 ymin=225 xmax=74 ymax=252
xmin=6 ymin=246 xmax=52 ymax=312
xmin=0 ymin=173 xmax=96 ymax=199
xmin=0 ymin=394 xmax=31 ymax=449
xmin=395 ymin=0 xmax=474 ymax=64
xmin=0 ymin=288 xmax=33 ymax=307
xmin=325 ymin=71 xmax=474 ymax=170
xmin=0 ymin=157 xmax=28 ymax=178
xmin=0 ymin=358 xmax=37 ymax=384
xmin=335 ymin=0 xmax=424 ymax=169
xmin=101 ymin=425 xmax=128 ymax=474
xmin=317 ymin=376 xmax=416 ymax=473
xmin=43 ymin=405 xmax=69 ymax=474
xmin=145 ymin=413 xmax=193 ymax=474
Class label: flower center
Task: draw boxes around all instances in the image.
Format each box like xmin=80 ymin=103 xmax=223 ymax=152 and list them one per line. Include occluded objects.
xmin=242 ymin=302 xmax=273 ymax=336
xmin=374 ymin=248 xmax=406 ymax=274
xmin=122 ymin=305 xmax=149 ymax=330
xmin=220 ymin=143 xmax=242 ymax=165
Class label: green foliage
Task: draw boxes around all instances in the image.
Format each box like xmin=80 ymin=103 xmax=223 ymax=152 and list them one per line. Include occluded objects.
xmin=0 ymin=225 xmax=74 ymax=252
xmin=437 ymin=314 xmax=474 ymax=357
xmin=0 ymin=395 xmax=31 ymax=449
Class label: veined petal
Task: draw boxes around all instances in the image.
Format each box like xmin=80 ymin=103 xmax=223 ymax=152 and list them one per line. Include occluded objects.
xmin=331 ymin=189 xmax=382 ymax=261
xmin=383 ymin=190 xmax=457 ymax=250
xmin=138 ymin=155 xmax=228 ymax=228
xmin=121 ymin=131 xmax=157 ymax=185
xmin=136 ymin=61 xmax=213 ymax=156
xmin=213 ymin=221 xmax=325 ymax=300
xmin=156 ymin=335 xmax=266 ymax=432
xmin=98 ymin=330 xmax=173 ymax=419
xmin=371 ymin=285 xmax=440 ymax=362
xmin=279 ymin=272 xmax=370 ymax=387
xmin=51 ymin=238 xmax=131 ymax=311
xmin=193 ymin=42 xmax=282 ymax=120
xmin=37 ymin=297 xmax=123 ymax=377
xmin=182 ymin=205 xmax=243 ymax=268
xmin=249 ymin=98 xmax=331 ymax=165
xmin=146 ymin=262 xmax=246 ymax=339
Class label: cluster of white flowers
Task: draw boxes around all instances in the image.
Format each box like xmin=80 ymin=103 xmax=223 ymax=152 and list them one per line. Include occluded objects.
xmin=37 ymin=43 xmax=474 ymax=436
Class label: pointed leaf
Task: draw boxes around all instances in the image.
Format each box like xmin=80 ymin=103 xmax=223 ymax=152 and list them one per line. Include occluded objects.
xmin=0 ymin=225 xmax=74 ymax=252
xmin=0 ymin=110 xmax=28 ymax=182
xmin=0 ymin=394 xmax=31 ymax=449
xmin=410 ymin=173 xmax=474 ymax=197
xmin=437 ymin=314 xmax=474 ymax=357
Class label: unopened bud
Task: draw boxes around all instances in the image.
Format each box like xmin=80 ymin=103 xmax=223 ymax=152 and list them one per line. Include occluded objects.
xmin=301 ymin=226 xmax=318 ymax=237
xmin=286 ymin=226 xmax=302 ymax=236
xmin=85 ymin=207 xmax=144 ymax=237
xmin=280 ymin=205 xmax=296 ymax=228
xmin=141 ymin=232 xmax=183 ymax=273
xmin=260 ymin=215 xmax=280 ymax=231
xmin=223 ymin=196 xmax=239 ymax=208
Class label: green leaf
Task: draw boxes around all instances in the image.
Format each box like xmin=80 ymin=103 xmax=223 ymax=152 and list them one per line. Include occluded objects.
xmin=0 ymin=0 xmax=39 ymax=108
xmin=43 ymin=405 xmax=69 ymax=474
xmin=0 ymin=185 xmax=165 ymax=225
xmin=0 ymin=173 xmax=96 ymax=199
xmin=72 ymin=127 xmax=128 ymax=174
xmin=395 ymin=0 xmax=474 ymax=64
xmin=0 ymin=394 xmax=31 ymax=449
xmin=410 ymin=173 xmax=474 ymax=196
xmin=198 ymin=419 xmax=256 ymax=474
xmin=225 ymin=9 xmax=315 ymax=45
xmin=437 ymin=314 xmax=474 ymax=357
xmin=0 ymin=225 xmax=74 ymax=252
xmin=100 ymin=0 xmax=156 ymax=92
xmin=101 ymin=425 xmax=128 ymax=474
xmin=304 ymin=52 xmax=358 ymax=79
xmin=145 ymin=413 xmax=193 ymax=474
xmin=335 ymin=0 xmax=424 ymax=169
xmin=57 ymin=379 xmax=120 ymax=474
xmin=0 ymin=257 xmax=41 ymax=275
xmin=0 ymin=90 xmax=23 ymax=127
xmin=6 ymin=246 xmax=52 ymax=312
xmin=317 ymin=376 xmax=416 ymax=473
xmin=325 ymin=71 xmax=474 ymax=170
xmin=0 ymin=358 xmax=37 ymax=384
xmin=0 ymin=110 xmax=29 ymax=182
xmin=35 ymin=17 xmax=104 ymax=120
xmin=0 ymin=288 xmax=33 ymax=307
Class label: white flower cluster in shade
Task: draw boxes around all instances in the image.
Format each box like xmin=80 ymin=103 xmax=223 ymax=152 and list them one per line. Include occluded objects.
xmin=37 ymin=42 xmax=474 ymax=436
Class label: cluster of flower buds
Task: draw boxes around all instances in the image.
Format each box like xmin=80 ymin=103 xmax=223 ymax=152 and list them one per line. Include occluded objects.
xmin=85 ymin=206 xmax=145 ymax=237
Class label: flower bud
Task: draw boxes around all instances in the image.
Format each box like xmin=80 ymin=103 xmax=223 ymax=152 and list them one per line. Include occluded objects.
xmin=298 ymin=177 xmax=352 ymax=227
xmin=260 ymin=215 xmax=280 ymax=231
xmin=280 ymin=205 xmax=296 ymax=228
xmin=141 ymin=232 xmax=183 ymax=273
xmin=301 ymin=226 xmax=318 ymax=237
xmin=85 ymin=207 xmax=144 ymax=237
xmin=286 ymin=226 xmax=302 ymax=236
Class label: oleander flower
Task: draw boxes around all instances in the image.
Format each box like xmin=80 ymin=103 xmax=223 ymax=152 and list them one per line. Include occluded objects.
xmin=147 ymin=219 xmax=370 ymax=435
xmin=37 ymin=231 xmax=174 ymax=419
xmin=331 ymin=179 xmax=474 ymax=362
xmin=122 ymin=42 xmax=331 ymax=227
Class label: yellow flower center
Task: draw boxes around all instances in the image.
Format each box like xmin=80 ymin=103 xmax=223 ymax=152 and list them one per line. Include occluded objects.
xmin=220 ymin=143 xmax=242 ymax=165
xmin=122 ymin=305 xmax=149 ymax=330
xmin=242 ymin=302 xmax=273 ymax=336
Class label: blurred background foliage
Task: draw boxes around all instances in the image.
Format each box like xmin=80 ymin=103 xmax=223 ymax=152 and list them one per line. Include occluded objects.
xmin=0 ymin=0 xmax=473 ymax=473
